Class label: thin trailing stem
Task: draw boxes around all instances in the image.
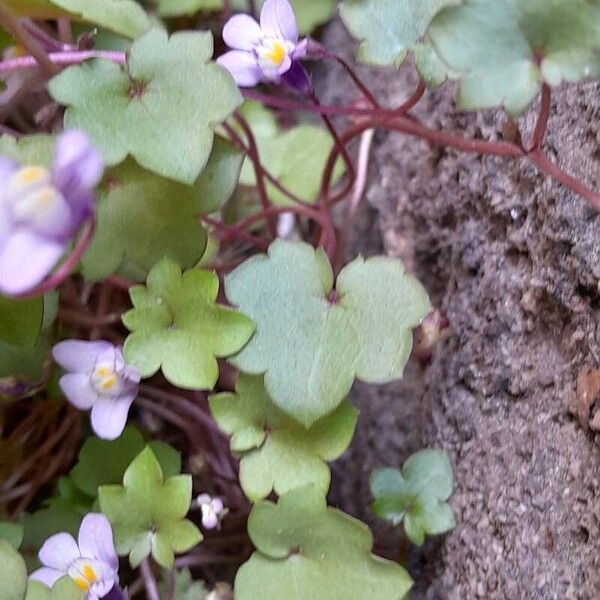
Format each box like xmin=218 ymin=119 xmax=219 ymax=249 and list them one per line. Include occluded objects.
xmin=0 ymin=2 xmax=58 ymax=75
xmin=0 ymin=49 xmax=126 ymax=74
xmin=529 ymin=84 xmax=551 ymax=151
xmin=140 ymin=559 xmax=161 ymax=600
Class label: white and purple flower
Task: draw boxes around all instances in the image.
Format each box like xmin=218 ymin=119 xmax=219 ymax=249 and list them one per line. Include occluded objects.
xmin=30 ymin=513 xmax=119 ymax=600
xmin=53 ymin=340 xmax=141 ymax=440
xmin=217 ymin=0 xmax=309 ymax=90
xmin=0 ymin=130 xmax=102 ymax=296
xmin=197 ymin=494 xmax=227 ymax=530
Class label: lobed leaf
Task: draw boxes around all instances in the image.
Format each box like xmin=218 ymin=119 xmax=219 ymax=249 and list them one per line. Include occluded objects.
xmin=235 ymin=486 xmax=412 ymax=600
xmin=49 ymin=28 xmax=242 ymax=184
xmin=123 ymin=258 xmax=255 ymax=390
xmin=370 ymin=449 xmax=456 ymax=546
xmin=0 ymin=296 xmax=43 ymax=348
xmin=225 ymin=240 xmax=430 ymax=426
xmin=98 ymin=446 xmax=201 ymax=568
xmin=0 ymin=540 xmax=27 ymax=600
xmin=210 ymin=374 xmax=358 ymax=500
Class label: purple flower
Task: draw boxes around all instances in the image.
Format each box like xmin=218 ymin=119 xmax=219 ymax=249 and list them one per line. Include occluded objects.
xmin=29 ymin=513 xmax=119 ymax=600
xmin=197 ymin=494 xmax=227 ymax=529
xmin=53 ymin=340 xmax=141 ymax=440
xmin=217 ymin=0 xmax=309 ymax=90
xmin=0 ymin=130 xmax=102 ymax=296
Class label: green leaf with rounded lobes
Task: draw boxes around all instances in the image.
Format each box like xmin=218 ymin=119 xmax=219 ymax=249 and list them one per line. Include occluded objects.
xmin=49 ymin=28 xmax=242 ymax=184
xmin=2 ymin=0 xmax=150 ymax=39
xmin=339 ymin=0 xmax=459 ymax=67
xmin=209 ymin=374 xmax=358 ymax=501
xmin=123 ymin=258 xmax=255 ymax=390
xmin=0 ymin=522 xmax=24 ymax=549
xmin=24 ymin=576 xmax=83 ymax=600
xmin=71 ymin=426 xmax=181 ymax=497
xmin=81 ymin=137 xmax=242 ymax=281
xmin=427 ymin=0 xmax=600 ymax=115
xmin=235 ymin=486 xmax=412 ymax=600
xmin=370 ymin=449 xmax=456 ymax=546
xmin=225 ymin=240 xmax=430 ymax=427
xmin=98 ymin=446 xmax=202 ymax=568
xmin=0 ymin=540 xmax=28 ymax=600
xmin=237 ymin=102 xmax=343 ymax=206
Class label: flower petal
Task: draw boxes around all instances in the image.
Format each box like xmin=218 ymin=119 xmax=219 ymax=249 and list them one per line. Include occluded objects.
xmin=53 ymin=340 xmax=115 ymax=373
xmin=59 ymin=373 xmax=98 ymax=410
xmin=223 ymin=14 xmax=262 ymax=50
xmin=38 ymin=532 xmax=80 ymax=571
xmin=217 ymin=51 xmax=263 ymax=87
xmin=90 ymin=394 xmax=135 ymax=440
xmin=29 ymin=567 xmax=64 ymax=588
xmin=0 ymin=230 xmax=65 ymax=296
xmin=78 ymin=514 xmax=118 ymax=569
xmin=52 ymin=130 xmax=103 ymax=225
xmin=0 ymin=158 xmax=18 ymax=188
xmin=260 ymin=0 xmax=298 ymax=42
xmin=280 ymin=60 xmax=311 ymax=92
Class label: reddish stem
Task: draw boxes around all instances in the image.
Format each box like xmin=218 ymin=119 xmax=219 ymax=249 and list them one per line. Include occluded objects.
xmin=14 ymin=220 xmax=96 ymax=300
xmin=0 ymin=49 xmax=125 ymax=74
xmin=391 ymin=80 xmax=426 ymax=115
xmin=201 ymin=216 xmax=270 ymax=251
xmin=529 ymin=84 xmax=551 ymax=151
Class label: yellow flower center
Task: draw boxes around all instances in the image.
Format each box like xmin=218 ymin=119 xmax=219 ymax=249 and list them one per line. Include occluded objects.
xmin=14 ymin=166 xmax=47 ymax=185
xmin=91 ymin=365 xmax=120 ymax=395
xmin=257 ymin=38 xmax=288 ymax=67
xmin=72 ymin=564 xmax=97 ymax=592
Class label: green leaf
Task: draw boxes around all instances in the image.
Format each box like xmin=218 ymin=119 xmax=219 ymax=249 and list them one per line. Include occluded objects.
xmin=339 ymin=0 xmax=459 ymax=67
xmin=237 ymin=102 xmax=343 ymax=206
xmin=24 ymin=576 xmax=83 ymax=600
xmin=0 ymin=522 xmax=24 ymax=549
xmin=0 ymin=134 xmax=54 ymax=167
xmin=0 ymin=540 xmax=28 ymax=600
xmin=235 ymin=486 xmax=412 ymax=600
xmin=123 ymin=258 xmax=255 ymax=390
xmin=150 ymin=0 xmax=222 ymax=17
xmin=158 ymin=569 xmax=208 ymax=600
xmin=81 ymin=137 xmax=241 ymax=281
xmin=0 ymin=296 xmax=43 ymax=347
xmin=225 ymin=240 xmax=430 ymax=426
xmin=370 ymin=449 xmax=456 ymax=546
xmin=210 ymin=374 xmax=357 ymax=501
xmin=98 ymin=446 xmax=202 ymax=568
xmin=3 ymin=0 xmax=150 ymax=38
xmin=49 ymin=28 xmax=242 ymax=184
xmin=71 ymin=426 xmax=181 ymax=497
xmin=427 ymin=0 xmax=600 ymax=115
xmin=50 ymin=0 xmax=151 ymax=39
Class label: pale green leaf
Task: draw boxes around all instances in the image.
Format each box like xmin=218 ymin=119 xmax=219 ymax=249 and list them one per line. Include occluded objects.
xmin=339 ymin=0 xmax=459 ymax=67
xmin=24 ymin=576 xmax=83 ymax=600
xmin=71 ymin=426 xmax=181 ymax=497
xmin=99 ymin=446 xmax=202 ymax=568
xmin=235 ymin=486 xmax=412 ymax=600
xmin=427 ymin=0 xmax=600 ymax=115
xmin=225 ymin=240 xmax=430 ymax=426
xmin=0 ymin=296 xmax=43 ymax=347
xmin=370 ymin=449 xmax=456 ymax=546
xmin=150 ymin=0 xmax=222 ymax=17
xmin=49 ymin=28 xmax=242 ymax=184
xmin=237 ymin=102 xmax=343 ymax=206
xmin=210 ymin=374 xmax=358 ymax=500
xmin=123 ymin=258 xmax=255 ymax=390
xmin=0 ymin=540 xmax=28 ymax=600
xmin=0 ymin=522 xmax=24 ymax=549
xmin=0 ymin=134 xmax=54 ymax=167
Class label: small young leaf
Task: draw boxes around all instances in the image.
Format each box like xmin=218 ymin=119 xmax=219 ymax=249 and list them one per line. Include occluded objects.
xmin=98 ymin=446 xmax=202 ymax=568
xmin=71 ymin=426 xmax=181 ymax=497
xmin=237 ymin=102 xmax=343 ymax=206
xmin=49 ymin=28 xmax=242 ymax=184
xmin=225 ymin=240 xmax=430 ymax=426
xmin=427 ymin=0 xmax=600 ymax=115
xmin=339 ymin=0 xmax=459 ymax=66
xmin=123 ymin=258 xmax=255 ymax=390
xmin=24 ymin=576 xmax=83 ymax=600
xmin=0 ymin=540 xmax=28 ymax=600
xmin=210 ymin=374 xmax=358 ymax=501
xmin=370 ymin=449 xmax=456 ymax=546
xmin=235 ymin=486 xmax=412 ymax=600
xmin=0 ymin=296 xmax=43 ymax=347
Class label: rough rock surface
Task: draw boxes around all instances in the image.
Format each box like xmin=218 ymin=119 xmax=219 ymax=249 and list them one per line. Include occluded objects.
xmin=320 ymin=20 xmax=600 ymax=600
